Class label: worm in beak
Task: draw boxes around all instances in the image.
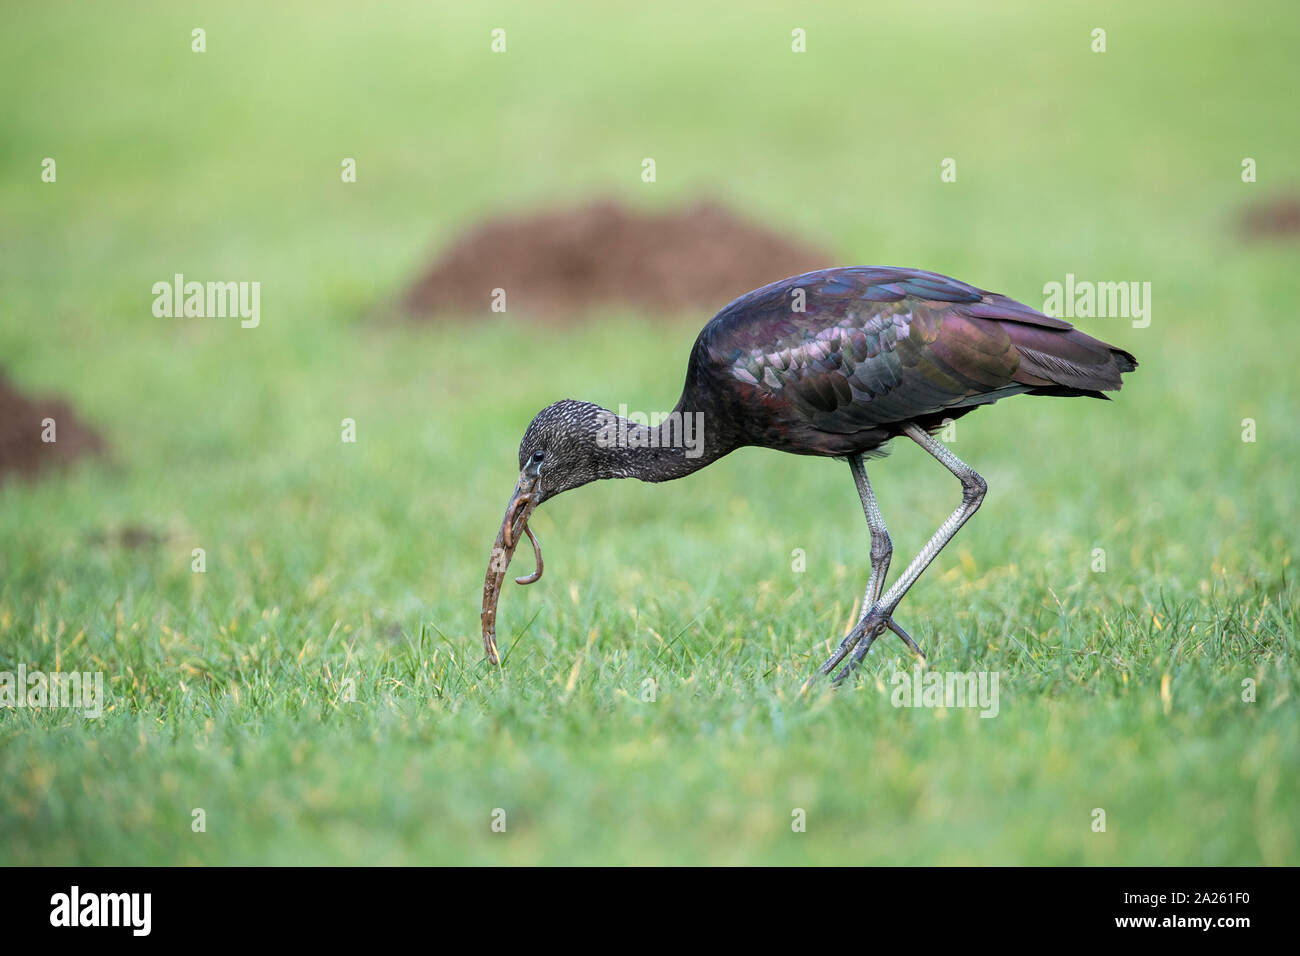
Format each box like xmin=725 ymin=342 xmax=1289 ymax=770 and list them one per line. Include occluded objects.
xmin=480 ymin=471 xmax=544 ymax=665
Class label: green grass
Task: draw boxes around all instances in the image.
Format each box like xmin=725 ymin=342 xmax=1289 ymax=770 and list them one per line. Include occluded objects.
xmin=1 ymin=0 xmax=1297 ymax=865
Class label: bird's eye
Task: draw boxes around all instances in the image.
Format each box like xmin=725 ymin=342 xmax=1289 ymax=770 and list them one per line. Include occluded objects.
xmin=532 ymin=451 xmax=545 ymax=462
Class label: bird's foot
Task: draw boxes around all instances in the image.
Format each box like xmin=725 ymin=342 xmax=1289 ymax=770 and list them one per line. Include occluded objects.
xmin=801 ymin=606 xmax=925 ymax=693
xmin=829 ymin=611 xmax=925 ymax=685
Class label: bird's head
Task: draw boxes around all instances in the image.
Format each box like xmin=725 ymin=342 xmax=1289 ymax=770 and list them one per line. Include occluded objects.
xmin=480 ymin=400 xmax=607 ymax=664
xmin=515 ymin=399 xmax=608 ymax=504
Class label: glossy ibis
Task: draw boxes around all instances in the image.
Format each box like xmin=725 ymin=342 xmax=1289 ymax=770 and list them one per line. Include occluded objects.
xmin=481 ymin=266 xmax=1137 ymax=685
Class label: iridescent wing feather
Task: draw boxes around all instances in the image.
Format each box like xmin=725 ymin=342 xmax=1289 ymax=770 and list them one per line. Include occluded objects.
xmin=696 ymin=267 xmax=1136 ymax=443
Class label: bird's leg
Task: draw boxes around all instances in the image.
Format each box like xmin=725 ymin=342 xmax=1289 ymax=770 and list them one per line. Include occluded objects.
xmin=829 ymin=424 xmax=987 ymax=686
xmin=854 ymin=454 xmax=893 ymax=612
xmin=812 ymin=455 xmax=894 ymax=678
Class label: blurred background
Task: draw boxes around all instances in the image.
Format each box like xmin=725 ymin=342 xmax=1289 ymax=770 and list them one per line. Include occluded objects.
xmin=1 ymin=1 xmax=1296 ymax=865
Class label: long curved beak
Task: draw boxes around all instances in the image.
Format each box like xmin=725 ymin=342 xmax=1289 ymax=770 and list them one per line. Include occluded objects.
xmin=480 ymin=469 xmax=545 ymax=665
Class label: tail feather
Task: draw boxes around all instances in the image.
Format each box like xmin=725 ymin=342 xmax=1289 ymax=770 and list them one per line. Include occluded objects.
xmin=958 ymin=291 xmax=1138 ymax=397
xmin=1003 ymin=323 xmax=1137 ymax=396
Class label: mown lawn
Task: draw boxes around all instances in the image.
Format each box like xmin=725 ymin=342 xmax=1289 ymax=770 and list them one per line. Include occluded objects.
xmin=1 ymin=1 xmax=1296 ymax=864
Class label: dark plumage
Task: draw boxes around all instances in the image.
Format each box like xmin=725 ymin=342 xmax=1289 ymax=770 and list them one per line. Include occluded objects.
xmin=682 ymin=265 xmax=1135 ymax=460
xmin=482 ymin=266 xmax=1137 ymax=681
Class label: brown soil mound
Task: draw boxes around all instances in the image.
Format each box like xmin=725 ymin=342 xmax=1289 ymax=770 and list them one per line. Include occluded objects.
xmin=403 ymin=199 xmax=832 ymax=319
xmin=0 ymin=374 xmax=106 ymax=482
xmin=1240 ymin=194 xmax=1300 ymax=239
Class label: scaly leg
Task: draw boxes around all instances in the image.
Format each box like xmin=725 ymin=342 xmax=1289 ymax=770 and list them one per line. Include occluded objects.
xmin=809 ymin=454 xmax=895 ymax=681
xmin=827 ymin=424 xmax=987 ymax=686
